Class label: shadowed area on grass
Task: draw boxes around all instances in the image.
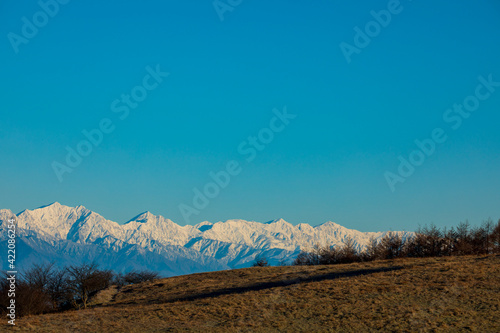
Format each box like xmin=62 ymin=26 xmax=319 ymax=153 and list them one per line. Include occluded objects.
xmin=150 ymin=266 xmax=405 ymax=304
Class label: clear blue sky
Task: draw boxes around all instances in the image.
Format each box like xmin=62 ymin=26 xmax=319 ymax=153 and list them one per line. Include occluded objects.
xmin=1 ymin=0 xmax=500 ymax=231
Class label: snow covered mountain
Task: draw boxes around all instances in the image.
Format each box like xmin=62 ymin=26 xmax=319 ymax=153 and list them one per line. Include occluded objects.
xmin=0 ymin=203 xmax=412 ymax=277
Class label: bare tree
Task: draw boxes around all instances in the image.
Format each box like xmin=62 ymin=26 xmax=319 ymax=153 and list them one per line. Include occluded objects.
xmin=47 ymin=269 xmax=71 ymax=310
xmin=361 ymin=237 xmax=382 ymax=261
xmin=22 ymin=262 xmax=55 ymax=290
xmin=17 ymin=263 xmax=56 ymax=315
xmin=419 ymin=224 xmax=445 ymax=257
xmin=339 ymin=236 xmax=359 ymax=263
xmin=468 ymin=223 xmax=489 ymax=255
xmin=65 ymin=262 xmax=113 ymax=309
xmin=453 ymin=221 xmax=473 ymax=255
xmin=481 ymin=219 xmax=495 ymax=254
xmin=379 ymin=232 xmax=406 ymax=259
xmin=112 ymin=272 xmax=127 ymax=287
xmin=319 ymin=245 xmax=340 ymax=265
xmin=293 ymin=251 xmax=313 ymax=266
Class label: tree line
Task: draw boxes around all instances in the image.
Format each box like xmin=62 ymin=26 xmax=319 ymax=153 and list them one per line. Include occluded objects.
xmin=0 ymin=262 xmax=160 ymax=317
xmin=293 ymin=219 xmax=500 ymax=266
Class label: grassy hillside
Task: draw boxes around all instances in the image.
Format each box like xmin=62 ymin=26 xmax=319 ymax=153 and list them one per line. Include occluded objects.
xmin=10 ymin=255 xmax=500 ymax=332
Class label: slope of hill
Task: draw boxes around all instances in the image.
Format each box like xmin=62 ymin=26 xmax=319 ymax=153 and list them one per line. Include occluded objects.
xmin=13 ymin=255 xmax=500 ymax=332
xmin=0 ymin=203 xmax=412 ymax=276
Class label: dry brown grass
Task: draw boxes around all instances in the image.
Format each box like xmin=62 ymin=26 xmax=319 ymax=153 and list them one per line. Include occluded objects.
xmin=8 ymin=255 xmax=500 ymax=332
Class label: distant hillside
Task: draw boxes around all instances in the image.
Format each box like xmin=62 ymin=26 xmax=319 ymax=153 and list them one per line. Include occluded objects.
xmin=13 ymin=255 xmax=500 ymax=332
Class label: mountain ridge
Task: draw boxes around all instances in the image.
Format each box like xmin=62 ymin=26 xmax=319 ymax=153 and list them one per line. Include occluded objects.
xmin=0 ymin=202 xmax=413 ymax=277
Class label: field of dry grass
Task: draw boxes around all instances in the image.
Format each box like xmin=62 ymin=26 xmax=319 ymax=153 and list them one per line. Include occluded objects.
xmin=8 ymin=255 xmax=500 ymax=332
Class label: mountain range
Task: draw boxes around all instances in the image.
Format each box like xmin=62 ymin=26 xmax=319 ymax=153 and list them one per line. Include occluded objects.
xmin=0 ymin=203 xmax=412 ymax=277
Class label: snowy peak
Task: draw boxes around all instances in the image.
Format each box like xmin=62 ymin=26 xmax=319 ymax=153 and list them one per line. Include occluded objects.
xmin=12 ymin=202 xmax=124 ymax=244
xmin=265 ymin=218 xmax=288 ymax=225
xmin=317 ymin=221 xmax=345 ymax=229
xmin=1 ymin=203 xmax=413 ymax=276
xmin=0 ymin=209 xmax=14 ymax=216
xmin=121 ymin=211 xmax=194 ymax=247
xmin=37 ymin=201 xmax=63 ymax=210
xmin=126 ymin=211 xmax=179 ymax=227
xmin=0 ymin=209 xmax=15 ymax=225
xmin=15 ymin=202 xmax=88 ymax=239
xmin=34 ymin=202 xmax=89 ymax=215
xmin=127 ymin=211 xmax=156 ymax=224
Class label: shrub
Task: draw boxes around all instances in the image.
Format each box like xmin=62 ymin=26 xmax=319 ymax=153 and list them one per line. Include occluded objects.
xmin=123 ymin=270 xmax=160 ymax=284
xmin=293 ymin=239 xmax=362 ymax=266
xmin=252 ymin=256 xmax=270 ymax=267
